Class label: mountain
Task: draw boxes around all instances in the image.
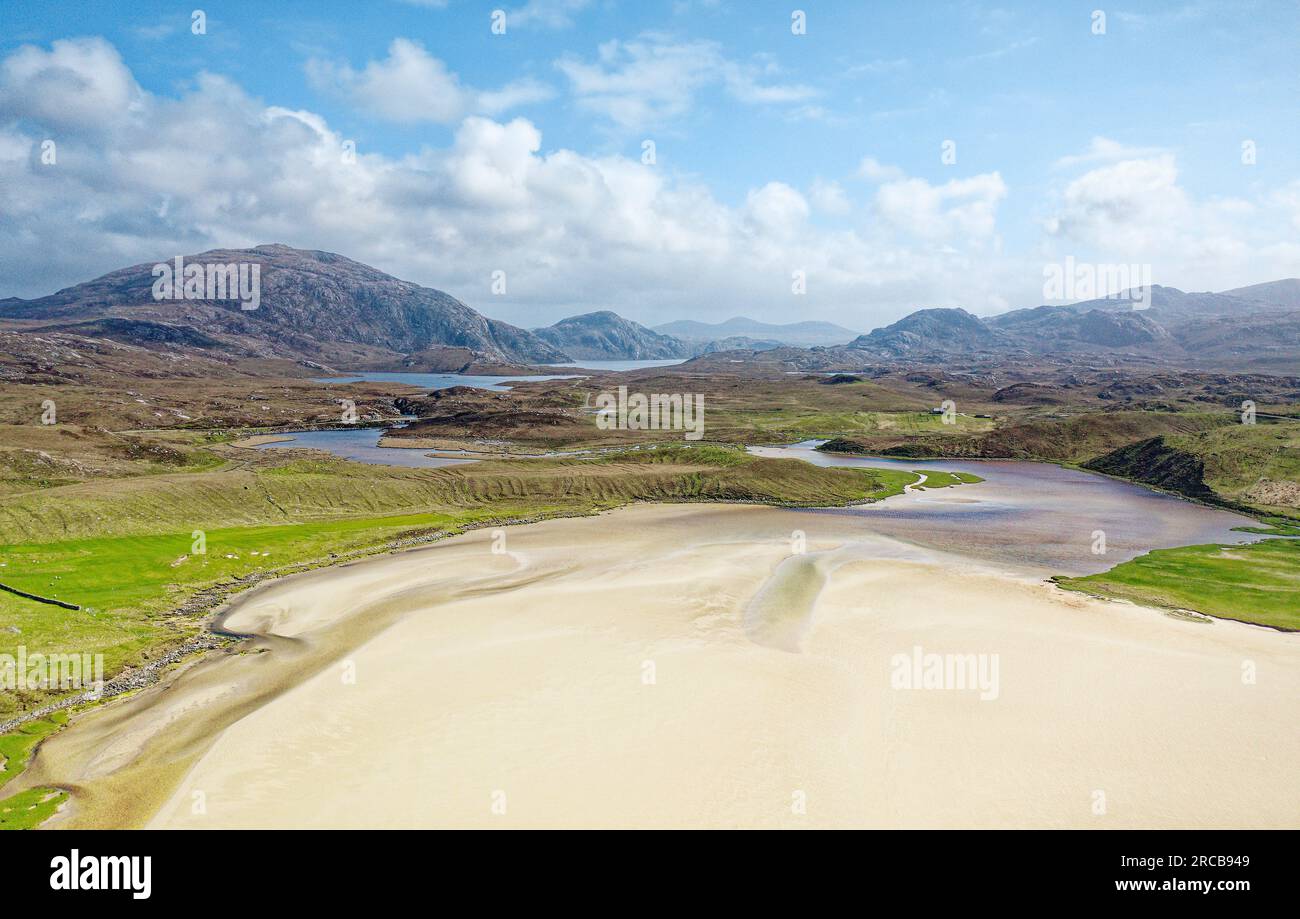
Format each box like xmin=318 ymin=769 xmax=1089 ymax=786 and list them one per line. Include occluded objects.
xmin=1221 ymin=279 xmax=1300 ymax=311
xmin=0 ymin=244 xmax=569 ymax=367
xmin=847 ymin=308 xmax=1006 ymax=357
xmin=831 ymin=281 xmax=1300 ymax=368
xmin=532 ymin=311 xmax=689 ymax=360
xmin=987 ymin=306 xmax=1177 ymax=351
xmin=699 ymin=336 xmax=784 ymax=354
xmin=654 ymin=317 xmax=858 ymax=347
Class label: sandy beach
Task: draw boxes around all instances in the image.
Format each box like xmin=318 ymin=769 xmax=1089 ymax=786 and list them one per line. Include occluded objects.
xmin=20 ymin=502 xmax=1300 ymax=829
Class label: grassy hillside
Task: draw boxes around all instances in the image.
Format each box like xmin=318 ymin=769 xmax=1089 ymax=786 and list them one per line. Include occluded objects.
xmin=0 ymin=713 xmax=68 ymax=830
xmin=1057 ymin=538 xmax=1300 ymax=631
xmin=876 ymin=410 xmax=1233 ymax=462
xmin=820 ymin=412 xmax=1298 ymax=520
xmin=1167 ymin=423 xmax=1300 ymax=518
xmin=1085 ymin=421 xmax=1300 ymax=521
xmin=0 ymin=445 xmax=914 ymax=544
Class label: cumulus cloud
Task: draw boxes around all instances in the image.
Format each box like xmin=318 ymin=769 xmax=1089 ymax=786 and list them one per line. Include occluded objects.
xmin=1041 ymin=153 xmax=1299 ymax=292
xmin=0 ymin=37 xmax=143 ymax=131
xmin=1045 ymin=155 xmax=1188 ymax=249
xmin=0 ymin=40 xmax=1013 ymax=327
xmin=306 ymin=38 xmax=552 ymax=123
xmin=557 ymin=35 xmax=817 ymax=131
xmin=874 ymin=172 xmax=1008 ymax=241
xmin=1 ymin=38 xmax=1294 ymax=330
xmin=744 ymin=183 xmax=810 ymax=239
xmin=808 ymin=178 xmax=851 ymax=216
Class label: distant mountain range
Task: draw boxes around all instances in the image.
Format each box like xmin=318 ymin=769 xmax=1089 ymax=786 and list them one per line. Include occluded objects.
xmin=3 ymin=245 xmax=1296 ymax=373
xmin=840 ymin=282 xmax=1300 ymax=371
xmin=654 ymin=317 xmax=859 ymax=347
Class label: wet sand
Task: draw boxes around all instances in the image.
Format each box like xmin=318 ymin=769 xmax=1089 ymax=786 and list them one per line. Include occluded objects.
xmin=19 ymin=502 xmax=1299 ymax=829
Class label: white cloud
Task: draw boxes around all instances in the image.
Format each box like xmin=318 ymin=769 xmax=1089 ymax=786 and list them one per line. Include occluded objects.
xmin=306 ymin=38 xmax=551 ymax=124
xmin=0 ymin=37 xmax=144 ymax=130
xmin=744 ymin=182 xmax=810 ymax=239
xmin=1053 ymin=136 xmax=1170 ymax=169
xmin=808 ymin=178 xmax=851 ymax=216
xmin=557 ymin=35 xmax=817 ymax=132
xmin=1045 ymin=155 xmax=1188 ymax=249
xmin=488 ymin=0 xmax=592 ymax=29
xmin=1041 ymin=154 xmax=1299 ymax=292
xmin=507 ymin=0 xmax=593 ymax=29
xmin=874 ymin=172 xmax=1008 ymax=241
xmin=858 ymin=156 xmax=905 ymax=182
xmin=0 ymin=39 xmax=1294 ymax=331
xmin=0 ymin=41 xmax=1011 ymax=327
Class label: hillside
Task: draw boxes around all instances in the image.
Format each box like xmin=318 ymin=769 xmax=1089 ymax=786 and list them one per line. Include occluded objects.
xmin=0 ymin=244 xmax=569 ymax=368
xmin=847 ymin=308 xmax=1006 ymax=357
xmin=1223 ymin=279 xmax=1300 ymax=310
xmin=836 ymin=282 xmax=1300 ymax=369
xmin=533 ymin=311 xmax=689 ymax=359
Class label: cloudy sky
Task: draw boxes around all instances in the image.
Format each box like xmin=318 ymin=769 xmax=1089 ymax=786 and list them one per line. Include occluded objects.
xmin=1 ymin=0 xmax=1297 ymax=332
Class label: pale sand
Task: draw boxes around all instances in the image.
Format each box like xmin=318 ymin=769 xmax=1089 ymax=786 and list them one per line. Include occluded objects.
xmin=21 ymin=504 xmax=1299 ymax=829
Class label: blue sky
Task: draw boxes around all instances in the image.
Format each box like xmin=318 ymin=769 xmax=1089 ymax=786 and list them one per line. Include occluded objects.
xmin=1 ymin=0 xmax=1297 ymax=330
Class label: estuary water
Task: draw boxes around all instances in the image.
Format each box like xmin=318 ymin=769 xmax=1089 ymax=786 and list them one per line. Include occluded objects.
xmin=748 ymin=441 xmax=1259 ymax=576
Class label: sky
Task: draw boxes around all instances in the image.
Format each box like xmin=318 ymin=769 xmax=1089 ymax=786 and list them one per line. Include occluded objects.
xmin=1 ymin=0 xmax=1297 ymax=332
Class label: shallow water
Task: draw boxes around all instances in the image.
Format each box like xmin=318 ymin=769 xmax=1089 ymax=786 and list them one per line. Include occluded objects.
xmin=255 ymin=427 xmax=474 ymax=468
xmin=749 ymin=441 xmax=1260 ymax=576
xmin=317 ymin=371 xmax=583 ymax=391
xmin=256 ymin=430 xmax=1259 ymax=572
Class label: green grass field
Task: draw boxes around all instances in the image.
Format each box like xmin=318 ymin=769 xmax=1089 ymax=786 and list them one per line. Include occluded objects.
xmin=0 ymin=786 xmax=68 ymax=830
xmin=0 ymin=712 xmax=65 ymax=790
xmin=1056 ymin=538 xmax=1300 ymax=630
xmin=0 ymin=506 xmax=532 ymax=717
xmin=0 ymin=444 xmax=945 ymax=719
xmin=0 ymin=713 xmax=68 ymax=829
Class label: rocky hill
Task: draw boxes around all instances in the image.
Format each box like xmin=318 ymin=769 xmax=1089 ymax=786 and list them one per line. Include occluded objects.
xmin=838 ymin=282 xmax=1300 ymax=369
xmin=0 ymin=244 xmax=569 ymax=368
xmin=532 ymin=311 xmax=689 ymax=360
xmin=847 ymin=308 xmax=1007 ymax=357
